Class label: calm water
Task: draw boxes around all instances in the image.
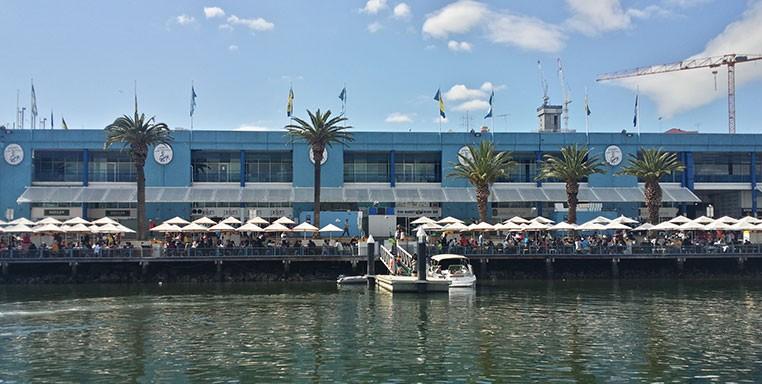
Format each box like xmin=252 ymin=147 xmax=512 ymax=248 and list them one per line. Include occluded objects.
xmin=0 ymin=281 xmax=761 ymax=383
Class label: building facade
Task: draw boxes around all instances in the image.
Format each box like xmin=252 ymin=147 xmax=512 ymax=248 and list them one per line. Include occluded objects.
xmin=0 ymin=129 xmax=758 ymax=233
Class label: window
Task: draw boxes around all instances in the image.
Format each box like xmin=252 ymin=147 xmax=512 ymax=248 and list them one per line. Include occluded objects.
xmin=89 ymin=151 xmax=136 ymax=182
xmin=344 ymin=152 xmax=389 ymax=183
xmin=694 ymin=152 xmax=749 ymax=182
xmin=395 ymin=152 xmax=441 ymax=183
xmin=192 ymin=151 xmax=241 ymax=183
xmin=33 ymin=150 xmax=83 ymax=182
xmin=496 ymin=152 xmax=538 ymax=183
xmin=245 ymin=151 xmax=292 ymax=182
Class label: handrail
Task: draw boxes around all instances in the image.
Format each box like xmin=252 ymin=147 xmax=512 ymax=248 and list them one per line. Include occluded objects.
xmin=378 ymin=245 xmax=397 ymax=274
xmin=395 ymin=246 xmax=416 ymax=272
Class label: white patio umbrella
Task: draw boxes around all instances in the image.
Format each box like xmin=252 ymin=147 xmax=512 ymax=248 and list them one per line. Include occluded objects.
xmin=611 ymin=215 xmax=639 ymax=225
xmin=292 ymin=222 xmax=319 ymax=232
xmin=441 ymin=222 xmax=469 ymax=232
xmin=33 ymin=223 xmax=63 ymax=233
xmin=192 ymin=217 xmax=216 ymax=226
xmin=410 ymin=216 xmax=437 ymax=225
xmin=9 ymin=218 xmax=36 ymax=226
xmin=37 ymin=217 xmax=63 ymax=225
xmin=705 ymin=220 xmax=733 ymax=231
xmin=247 ymin=217 xmax=269 ymax=225
xmin=729 ymin=221 xmax=758 ymax=231
xmin=114 ymin=223 xmax=136 ymax=234
xmin=88 ymin=224 xmax=102 ymax=233
xmin=207 ymin=222 xmax=237 ymax=232
xmin=181 ymin=223 xmax=211 ymax=233
xmin=668 ymin=215 xmax=691 ymax=224
xmin=150 ymin=223 xmax=183 ymax=232
xmin=549 ymin=221 xmax=577 ymax=231
xmin=692 ymin=215 xmax=714 ymax=224
xmin=237 ymin=223 xmax=265 ymax=233
xmin=678 ymin=221 xmax=706 ymax=231
xmin=577 ymin=221 xmax=607 ymax=231
xmin=715 ymin=216 xmax=739 ymax=224
xmin=63 ymin=223 xmax=93 ymax=233
xmin=319 ymin=223 xmax=342 ymax=240
xmin=505 ymin=216 xmax=530 ymax=224
xmin=589 ymin=216 xmax=611 ymax=224
xmin=471 ymin=222 xmax=496 ymax=231
xmin=273 ymin=216 xmax=296 ymax=225
xmin=414 ymin=222 xmax=443 ymax=231
xmin=220 ymin=216 xmax=242 ymax=225
xmin=499 ymin=221 xmax=525 ymax=232
xmin=95 ymin=223 xmax=124 ymax=234
xmin=164 ymin=216 xmax=190 ymax=225
xmin=63 ymin=217 xmax=91 ymax=225
xmin=737 ymin=216 xmax=762 ymax=225
xmin=530 ymin=216 xmax=555 ymax=224
xmin=0 ymin=219 xmax=6 ymax=226
xmin=92 ymin=217 xmax=119 ymax=225
xmin=632 ymin=223 xmax=654 ymax=231
xmin=3 ymin=224 xmax=33 ymax=233
xmin=650 ymin=221 xmax=681 ymax=231
xmin=604 ymin=222 xmax=632 ymax=231
xmin=523 ymin=221 xmax=549 ymax=231
xmin=437 ymin=216 xmax=464 ymax=225
xmin=264 ymin=223 xmax=291 ymax=232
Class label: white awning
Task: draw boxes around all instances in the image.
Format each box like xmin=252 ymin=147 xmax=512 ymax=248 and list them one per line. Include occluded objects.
xmin=16 ymin=185 xmax=702 ymax=204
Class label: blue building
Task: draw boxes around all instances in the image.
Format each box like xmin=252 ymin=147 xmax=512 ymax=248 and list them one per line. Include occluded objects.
xmin=0 ymin=128 xmax=757 ymax=235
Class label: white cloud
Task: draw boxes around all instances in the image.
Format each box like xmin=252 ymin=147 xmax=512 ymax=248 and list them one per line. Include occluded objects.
xmin=454 ymin=99 xmax=490 ymax=111
xmin=422 ymin=0 xmax=488 ymax=38
xmin=422 ymin=0 xmax=565 ymax=53
xmin=664 ymin=0 xmax=711 ymax=8
xmin=608 ymin=1 xmax=762 ymax=118
xmin=480 ymin=81 xmax=505 ymax=92
xmin=228 ymin=44 xmax=239 ymax=51
xmin=393 ymin=3 xmax=411 ymax=19
xmin=175 ymin=14 xmax=195 ymax=25
xmin=367 ymin=22 xmax=383 ymax=33
xmin=565 ymin=0 xmax=631 ymax=35
xmin=445 ymin=84 xmax=486 ymax=101
xmin=361 ymin=0 xmax=387 ymax=14
xmin=447 ymin=40 xmax=472 ymax=52
xmin=385 ymin=112 xmax=414 ymax=123
xmin=204 ymin=6 xmax=225 ymax=19
xmin=227 ymin=15 xmax=274 ymax=31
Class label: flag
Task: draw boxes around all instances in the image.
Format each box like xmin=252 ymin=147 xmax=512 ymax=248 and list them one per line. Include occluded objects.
xmin=338 ymin=87 xmax=346 ymax=103
xmin=484 ymin=90 xmax=494 ymax=119
xmin=585 ymin=94 xmax=591 ymax=116
xmin=50 ymin=110 xmax=54 ymax=129
xmin=61 ymin=117 xmax=69 ymax=130
xmin=30 ymin=83 xmax=37 ymax=118
xmin=433 ymin=89 xmax=445 ymax=118
xmin=633 ymin=94 xmax=638 ymax=127
xmin=286 ymin=87 xmax=294 ymax=117
xmin=190 ymin=86 xmax=197 ymax=117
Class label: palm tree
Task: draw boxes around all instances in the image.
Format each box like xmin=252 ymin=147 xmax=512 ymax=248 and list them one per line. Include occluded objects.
xmin=286 ymin=109 xmax=353 ymax=231
xmin=618 ymin=148 xmax=684 ymax=224
xmin=537 ymin=145 xmax=605 ymax=224
xmin=449 ymin=141 xmax=515 ymax=223
xmin=104 ymin=101 xmax=172 ymax=240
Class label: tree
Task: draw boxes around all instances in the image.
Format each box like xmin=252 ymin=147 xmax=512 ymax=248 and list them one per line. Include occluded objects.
xmin=104 ymin=101 xmax=172 ymax=240
xmin=286 ymin=109 xmax=353 ymax=231
xmin=449 ymin=141 xmax=515 ymax=223
xmin=618 ymin=148 xmax=684 ymax=224
xmin=537 ymin=145 xmax=605 ymax=224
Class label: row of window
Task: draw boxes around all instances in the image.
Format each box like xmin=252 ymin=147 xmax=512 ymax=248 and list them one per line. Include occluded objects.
xmin=33 ymin=151 xmax=136 ymax=183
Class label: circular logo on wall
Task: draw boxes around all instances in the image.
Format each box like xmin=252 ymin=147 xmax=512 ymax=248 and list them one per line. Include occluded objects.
xmin=3 ymin=144 xmax=23 ymax=165
xmin=457 ymin=146 xmax=473 ymax=166
xmin=153 ymin=144 xmax=173 ymax=165
xmin=604 ymin=145 xmax=623 ymax=166
xmin=309 ymin=147 xmax=328 ymax=165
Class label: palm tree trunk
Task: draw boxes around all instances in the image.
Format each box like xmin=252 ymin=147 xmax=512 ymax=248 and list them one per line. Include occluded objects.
xmin=645 ymin=178 xmax=662 ymax=224
xmin=313 ymin=145 xmax=324 ymax=237
xmin=566 ymin=180 xmax=579 ymax=224
xmin=476 ymin=184 xmax=489 ymax=223
xmin=135 ymin=159 xmax=146 ymax=240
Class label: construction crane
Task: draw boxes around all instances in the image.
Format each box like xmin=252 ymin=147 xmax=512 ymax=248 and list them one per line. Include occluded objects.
xmin=597 ymin=53 xmax=762 ymax=134
xmin=557 ymin=58 xmax=572 ymax=131
xmin=537 ymin=60 xmax=550 ymax=106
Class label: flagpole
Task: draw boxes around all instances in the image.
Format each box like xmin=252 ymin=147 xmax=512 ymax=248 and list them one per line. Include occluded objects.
xmin=191 ymin=81 xmax=194 ymax=131
xmin=636 ymin=87 xmax=640 ymax=136
xmin=584 ymin=87 xmax=589 ymax=137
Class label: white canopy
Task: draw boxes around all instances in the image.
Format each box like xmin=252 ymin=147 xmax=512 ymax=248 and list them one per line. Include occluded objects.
xmin=273 ymin=216 xmax=296 ymax=225
xmin=92 ymin=217 xmax=119 ymax=225
xmin=264 ymin=223 xmax=291 ymax=232
xmin=96 ymin=223 xmax=124 ymax=234
xmin=604 ymin=222 xmax=632 ymax=231
xmin=192 ymin=217 xmax=216 ymax=226
xmin=151 ymin=223 xmax=183 ymax=232
xmin=63 ymin=223 xmax=92 ymax=233
xmin=589 ymin=216 xmax=611 ymax=224
xmin=292 ymin=222 xmax=319 ymax=232
xmin=33 ymin=223 xmax=63 ymax=233
xmin=415 ymin=222 xmax=443 ymax=231
xmin=208 ymin=222 xmax=237 ymax=232
xmin=247 ymin=217 xmax=269 ymax=225
xmin=220 ymin=216 xmax=242 ymax=225
xmin=410 ymin=216 xmax=437 ymax=225
xmin=9 ymin=218 xmax=36 ymax=226
xmin=611 ymin=215 xmax=639 ymax=224
xmin=4 ymin=223 xmax=33 ymax=233
xmin=319 ymin=223 xmax=342 ymax=232
xmin=181 ymin=223 xmax=211 ymax=233
xmin=715 ymin=216 xmax=739 ymax=224
xmin=650 ymin=221 xmax=681 ymax=231
xmin=577 ymin=221 xmax=607 ymax=231
xmin=37 ymin=217 xmax=63 ymax=225
xmin=632 ymin=223 xmax=654 ymax=231
xmin=549 ymin=221 xmax=577 ymax=231
xmin=499 ymin=221 xmax=525 ymax=232
xmin=0 ymin=219 xmax=6 ymax=226
xmin=164 ymin=216 xmax=190 ymax=225
xmin=668 ymin=215 xmax=692 ymax=224
xmin=236 ymin=223 xmax=265 ymax=232
xmin=728 ymin=221 xmax=758 ymax=231
xmin=441 ymin=222 xmax=469 ymax=232
xmin=63 ymin=217 xmax=91 ymax=225
xmin=530 ymin=216 xmax=555 ymax=224
xmin=505 ymin=216 xmax=530 ymax=224
xmin=705 ymin=221 xmax=733 ymax=231
xmin=678 ymin=221 xmax=706 ymax=231
xmin=437 ymin=216 xmax=464 ymax=225
xmin=737 ymin=216 xmax=762 ymax=225
xmin=692 ymin=215 xmax=715 ymax=224
xmin=523 ymin=221 xmax=549 ymax=231
xmin=471 ymin=222 xmax=496 ymax=231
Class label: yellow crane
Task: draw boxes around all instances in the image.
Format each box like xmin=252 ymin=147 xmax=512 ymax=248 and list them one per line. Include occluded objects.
xmin=597 ymin=54 xmax=762 ymax=134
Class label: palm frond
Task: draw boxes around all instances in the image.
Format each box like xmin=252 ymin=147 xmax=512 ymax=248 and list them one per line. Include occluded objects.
xmin=537 ymin=145 xmax=606 ymax=182
xmin=285 ymin=109 xmax=354 ymax=148
xmin=618 ymin=147 xmax=684 ymax=181
xmin=448 ymin=140 xmax=516 ymax=187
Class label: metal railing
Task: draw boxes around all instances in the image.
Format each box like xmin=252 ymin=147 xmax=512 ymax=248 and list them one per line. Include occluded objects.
xmin=0 ymin=246 xmax=360 ymax=260
xmin=433 ymin=243 xmax=762 ymax=257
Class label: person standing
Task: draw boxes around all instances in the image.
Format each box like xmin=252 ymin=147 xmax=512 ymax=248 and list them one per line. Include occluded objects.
xmin=342 ymin=218 xmax=350 ymax=237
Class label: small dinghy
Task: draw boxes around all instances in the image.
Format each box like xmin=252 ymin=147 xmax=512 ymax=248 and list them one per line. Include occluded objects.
xmin=337 ymin=275 xmax=368 ymax=284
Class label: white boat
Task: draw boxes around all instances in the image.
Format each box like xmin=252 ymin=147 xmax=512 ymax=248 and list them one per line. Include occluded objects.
xmin=337 ymin=275 xmax=367 ymax=285
xmin=428 ymin=254 xmax=477 ymax=288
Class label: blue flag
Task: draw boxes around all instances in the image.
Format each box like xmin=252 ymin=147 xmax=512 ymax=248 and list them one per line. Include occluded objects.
xmin=633 ymin=94 xmax=638 ymax=127
xmin=434 ymin=89 xmax=445 ymax=118
xmin=190 ymin=86 xmax=197 ymax=117
xmin=287 ymin=87 xmax=294 ymax=117
xmin=484 ymin=90 xmax=494 ymax=119
xmin=50 ymin=110 xmax=54 ymax=129
xmin=338 ymin=87 xmax=346 ymax=102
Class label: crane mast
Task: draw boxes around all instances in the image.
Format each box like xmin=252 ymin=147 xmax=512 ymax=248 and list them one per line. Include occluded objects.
xmin=597 ymin=53 xmax=762 ymax=134
xmin=557 ymin=58 xmax=572 ymax=132
xmin=537 ymin=60 xmax=549 ymax=106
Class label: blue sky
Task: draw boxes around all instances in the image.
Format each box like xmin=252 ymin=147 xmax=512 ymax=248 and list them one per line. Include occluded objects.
xmin=1 ymin=0 xmax=761 ymax=134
